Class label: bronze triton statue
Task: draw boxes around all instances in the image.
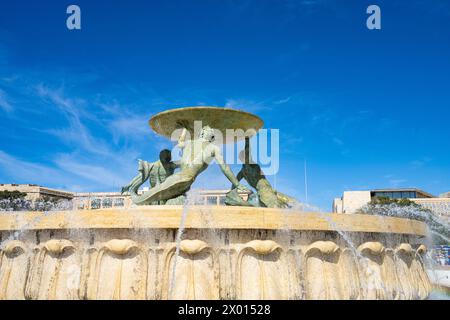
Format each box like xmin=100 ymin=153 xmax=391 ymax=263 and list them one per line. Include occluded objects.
xmin=225 ymin=137 xmax=299 ymax=208
xmin=121 ymin=106 xmax=298 ymax=207
xmin=130 ymin=124 xmax=251 ymax=205
xmin=121 ymin=149 xmax=179 ymax=204
xmin=123 ymin=107 xmax=263 ymax=205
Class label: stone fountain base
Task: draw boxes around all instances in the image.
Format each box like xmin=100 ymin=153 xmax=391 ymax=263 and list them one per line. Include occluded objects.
xmin=0 ymin=206 xmax=431 ymax=299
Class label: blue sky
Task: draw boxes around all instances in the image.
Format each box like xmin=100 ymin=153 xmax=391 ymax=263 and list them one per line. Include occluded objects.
xmin=0 ymin=0 xmax=449 ymax=210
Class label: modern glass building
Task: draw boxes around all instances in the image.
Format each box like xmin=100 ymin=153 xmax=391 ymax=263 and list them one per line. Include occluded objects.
xmin=333 ymin=188 xmax=439 ymax=214
xmin=370 ymin=188 xmax=434 ymax=200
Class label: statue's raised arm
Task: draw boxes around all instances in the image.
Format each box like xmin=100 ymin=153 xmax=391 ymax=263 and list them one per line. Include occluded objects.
xmin=175 ymin=120 xmax=190 ymax=149
xmin=121 ymin=159 xmax=155 ymax=196
xmin=128 ymin=107 xmax=264 ymax=206
xmin=212 ymin=144 xmax=250 ymax=193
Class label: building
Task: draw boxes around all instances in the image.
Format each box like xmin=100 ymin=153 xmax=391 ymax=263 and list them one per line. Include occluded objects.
xmin=72 ymin=189 xmax=251 ymax=210
xmin=73 ymin=191 xmax=131 ymax=210
xmin=1 ymin=183 xmax=250 ymax=210
xmin=332 ymin=191 xmax=371 ymax=215
xmin=332 ymin=188 xmax=450 ymax=222
xmin=195 ymin=189 xmax=250 ymax=206
xmin=411 ymin=198 xmax=450 ymax=223
xmin=332 ymin=188 xmax=434 ymax=214
xmin=440 ymin=191 xmax=450 ymax=198
xmin=431 ymin=245 xmax=450 ymax=266
xmin=0 ymin=183 xmax=74 ymax=202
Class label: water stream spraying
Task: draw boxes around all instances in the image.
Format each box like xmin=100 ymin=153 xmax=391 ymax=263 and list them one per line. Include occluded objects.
xmin=168 ymin=190 xmax=203 ymax=299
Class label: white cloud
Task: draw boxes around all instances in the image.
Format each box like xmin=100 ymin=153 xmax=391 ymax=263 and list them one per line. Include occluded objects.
xmin=109 ymin=114 xmax=152 ymax=141
xmin=388 ymin=179 xmax=407 ymax=188
xmin=36 ymin=85 xmax=113 ymax=156
xmin=0 ymin=69 xmax=194 ymax=193
xmin=274 ymin=96 xmax=291 ymax=104
xmin=225 ymin=99 xmax=271 ymax=113
xmin=410 ymin=157 xmax=432 ymax=169
xmin=300 ymin=0 xmax=322 ymax=5
xmin=0 ymin=89 xmax=13 ymax=112
xmin=332 ymin=137 xmax=344 ymax=146
xmin=54 ymin=154 xmax=127 ymax=188
xmin=0 ymin=149 xmax=136 ymax=192
xmin=0 ymin=150 xmax=69 ymax=187
xmin=0 ymin=83 xmax=152 ymax=192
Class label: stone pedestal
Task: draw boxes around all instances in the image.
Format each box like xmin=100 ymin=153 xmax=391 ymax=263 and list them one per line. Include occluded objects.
xmin=0 ymin=206 xmax=431 ymax=299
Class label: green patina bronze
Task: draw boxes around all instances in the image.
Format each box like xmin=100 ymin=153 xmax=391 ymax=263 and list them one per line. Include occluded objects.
xmin=122 ymin=106 xmax=298 ymax=207
xmin=225 ymin=137 xmax=299 ymax=208
xmin=121 ymin=149 xmax=179 ymax=204
xmin=132 ymin=124 xmax=251 ymax=205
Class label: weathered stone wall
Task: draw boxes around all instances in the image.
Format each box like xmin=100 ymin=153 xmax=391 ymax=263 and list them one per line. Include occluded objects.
xmin=0 ymin=226 xmax=431 ymax=300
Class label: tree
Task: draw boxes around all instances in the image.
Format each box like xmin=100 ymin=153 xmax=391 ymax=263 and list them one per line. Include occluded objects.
xmin=0 ymin=190 xmax=27 ymax=200
xmin=0 ymin=190 xmax=72 ymax=211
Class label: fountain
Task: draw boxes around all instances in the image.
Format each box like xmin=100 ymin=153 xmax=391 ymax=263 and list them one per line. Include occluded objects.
xmin=0 ymin=106 xmax=432 ymax=300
